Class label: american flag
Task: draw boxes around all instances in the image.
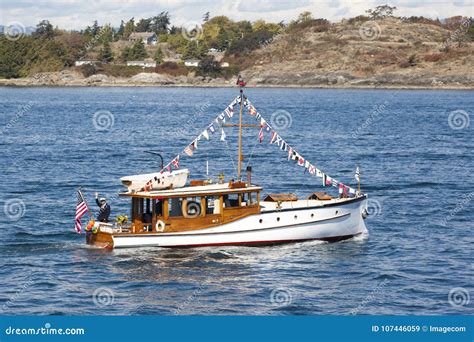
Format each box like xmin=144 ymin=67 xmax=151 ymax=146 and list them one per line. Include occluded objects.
xmin=75 ymin=189 xmax=88 ymax=234
xmin=258 ymin=127 xmax=264 ymax=143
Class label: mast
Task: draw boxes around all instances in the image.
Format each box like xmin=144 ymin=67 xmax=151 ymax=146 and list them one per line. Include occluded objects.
xmin=237 ymin=88 xmax=244 ymax=180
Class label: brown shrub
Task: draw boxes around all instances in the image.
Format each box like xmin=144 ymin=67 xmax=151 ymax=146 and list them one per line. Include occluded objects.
xmin=154 ymin=62 xmax=188 ymax=76
xmin=424 ymin=53 xmax=443 ymax=62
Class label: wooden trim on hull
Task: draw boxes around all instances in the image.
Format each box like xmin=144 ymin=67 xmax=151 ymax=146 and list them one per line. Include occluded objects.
xmin=144 ymin=233 xmax=362 ymax=248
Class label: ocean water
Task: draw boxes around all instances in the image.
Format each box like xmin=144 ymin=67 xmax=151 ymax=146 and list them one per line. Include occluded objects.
xmin=0 ymin=86 xmax=472 ymax=315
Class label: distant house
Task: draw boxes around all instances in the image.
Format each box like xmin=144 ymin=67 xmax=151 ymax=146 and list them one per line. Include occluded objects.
xmin=74 ymin=60 xmax=99 ymax=67
xmin=127 ymin=61 xmax=157 ymax=68
xmin=128 ymin=32 xmax=157 ymax=45
xmin=220 ymin=62 xmax=230 ymax=68
xmin=184 ymin=59 xmax=200 ymax=67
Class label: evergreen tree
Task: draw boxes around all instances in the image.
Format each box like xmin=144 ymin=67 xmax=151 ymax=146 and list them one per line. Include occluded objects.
xmin=153 ymin=48 xmax=164 ymax=63
xmin=117 ymin=20 xmax=125 ymax=38
xmin=99 ymin=40 xmax=113 ymax=62
xmin=34 ymin=20 xmax=54 ymax=39
xmin=123 ymin=18 xmax=135 ymax=39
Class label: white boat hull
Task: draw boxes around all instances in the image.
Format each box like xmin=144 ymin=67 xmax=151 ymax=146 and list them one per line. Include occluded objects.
xmin=110 ymin=196 xmax=368 ymax=248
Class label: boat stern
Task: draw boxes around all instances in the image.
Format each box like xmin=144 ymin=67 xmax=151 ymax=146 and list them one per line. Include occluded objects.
xmin=85 ymin=228 xmax=114 ymax=249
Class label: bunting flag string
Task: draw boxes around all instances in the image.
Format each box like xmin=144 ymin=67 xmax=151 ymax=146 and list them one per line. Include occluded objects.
xmin=139 ymin=95 xmax=241 ymax=192
xmin=139 ymin=94 xmax=358 ymax=195
xmin=244 ymin=98 xmax=359 ymax=195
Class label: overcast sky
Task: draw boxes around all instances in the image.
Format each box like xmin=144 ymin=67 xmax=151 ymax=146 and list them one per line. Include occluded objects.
xmin=1 ymin=0 xmax=472 ymax=30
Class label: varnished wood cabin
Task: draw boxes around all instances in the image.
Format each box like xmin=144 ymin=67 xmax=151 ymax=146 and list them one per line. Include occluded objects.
xmin=118 ymin=181 xmax=262 ymax=234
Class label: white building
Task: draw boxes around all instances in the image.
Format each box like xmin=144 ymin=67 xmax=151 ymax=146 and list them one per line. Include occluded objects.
xmin=74 ymin=60 xmax=99 ymax=66
xmin=184 ymin=59 xmax=200 ymax=67
xmin=127 ymin=61 xmax=157 ymax=68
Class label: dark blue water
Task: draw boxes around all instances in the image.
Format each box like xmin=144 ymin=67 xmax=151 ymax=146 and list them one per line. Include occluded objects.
xmin=0 ymin=87 xmax=472 ymax=315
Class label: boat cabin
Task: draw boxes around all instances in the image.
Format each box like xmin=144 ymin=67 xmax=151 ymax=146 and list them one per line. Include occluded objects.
xmin=119 ymin=182 xmax=262 ymax=234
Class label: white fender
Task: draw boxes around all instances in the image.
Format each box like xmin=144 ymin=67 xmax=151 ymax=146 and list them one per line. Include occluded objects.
xmin=155 ymin=220 xmax=166 ymax=232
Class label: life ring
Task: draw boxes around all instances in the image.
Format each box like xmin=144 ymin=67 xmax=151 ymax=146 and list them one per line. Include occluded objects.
xmin=182 ymin=200 xmax=201 ymax=218
xmin=155 ymin=220 xmax=166 ymax=232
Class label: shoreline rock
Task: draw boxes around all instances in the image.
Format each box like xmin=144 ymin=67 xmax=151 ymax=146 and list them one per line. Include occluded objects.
xmin=0 ymin=70 xmax=472 ymax=89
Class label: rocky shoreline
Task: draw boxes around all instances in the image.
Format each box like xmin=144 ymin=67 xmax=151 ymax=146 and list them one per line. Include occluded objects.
xmin=0 ymin=70 xmax=472 ymax=89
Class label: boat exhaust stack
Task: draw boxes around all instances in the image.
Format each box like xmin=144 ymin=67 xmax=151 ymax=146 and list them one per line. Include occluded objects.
xmin=246 ymin=166 xmax=252 ymax=186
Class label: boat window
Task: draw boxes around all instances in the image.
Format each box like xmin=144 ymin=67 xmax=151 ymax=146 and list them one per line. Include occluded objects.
xmin=223 ymin=194 xmax=241 ymax=208
xmin=169 ymin=198 xmax=183 ymax=217
xmin=132 ymin=198 xmax=153 ymax=223
xmin=205 ymin=196 xmax=217 ymax=214
xmin=154 ymin=200 xmax=163 ymax=217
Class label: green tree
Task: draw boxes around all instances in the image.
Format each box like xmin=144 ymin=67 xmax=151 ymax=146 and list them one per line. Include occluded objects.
xmin=153 ymin=48 xmax=164 ymax=63
xmin=297 ymin=11 xmax=313 ymax=23
xmin=91 ymin=20 xmax=100 ymax=36
xmin=117 ymin=20 xmax=125 ymax=38
xmin=198 ymin=55 xmax=221 ymax=77
xmin=150 ymin=12 xmax=170 ymax=34
xmin=366 ymin=5 xmax=397 ymax=19
xmin=34 ymin=20 xmax=54 ymax=39
xmin=99 ymin=40 xmax=113 ymax=62
xmin=121 ymin=40 xmax=147 ymax=60
xmin=136 ymin=18 xmax=152 ymax=32
xmin=123 ymin=18 xmax=135 ymax=39
xmin=0 ymin=36 xmax=29 ymax=78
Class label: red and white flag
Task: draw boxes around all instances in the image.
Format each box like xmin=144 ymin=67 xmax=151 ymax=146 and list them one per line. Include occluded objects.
xmin=171 ymin=156 xmax=180 ymax=169
xmin=75 ymin=189 xmax=88 ymax=234
xmin=258 ymin=127 xmax=264 ymax=143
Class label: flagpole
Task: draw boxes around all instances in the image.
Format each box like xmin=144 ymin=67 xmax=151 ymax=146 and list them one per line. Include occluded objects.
xmin=237 ymin=88 xmax=244 ymax=180
xmin=78 ymin=187 xmax=94 ymax=219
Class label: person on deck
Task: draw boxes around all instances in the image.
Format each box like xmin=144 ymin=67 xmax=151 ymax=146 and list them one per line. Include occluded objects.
xmin=94 ymin=192 xmax=111 ymax=222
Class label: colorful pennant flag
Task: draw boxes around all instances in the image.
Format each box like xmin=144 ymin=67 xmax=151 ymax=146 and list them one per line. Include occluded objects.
xmin=171 ymin=156 xmax=180 ymax=169
xmin=184 ymin=145 xmax=193 ymax=157
xmin=258 ymin=128 xmax=264 ymax=143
